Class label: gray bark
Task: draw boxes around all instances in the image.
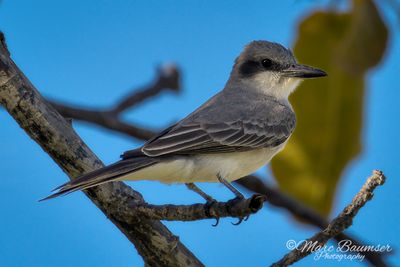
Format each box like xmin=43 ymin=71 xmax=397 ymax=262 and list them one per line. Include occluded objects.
xmin=0 ymin=32 xmax=203 ymax=267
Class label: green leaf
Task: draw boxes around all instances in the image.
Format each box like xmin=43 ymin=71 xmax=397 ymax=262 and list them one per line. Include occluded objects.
xmin=270 ymin=0 xmax=388 ymax=216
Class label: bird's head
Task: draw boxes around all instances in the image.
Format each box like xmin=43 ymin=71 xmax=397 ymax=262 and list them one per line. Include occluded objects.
xmin=229 ymin=40 xmax=327 ymax=100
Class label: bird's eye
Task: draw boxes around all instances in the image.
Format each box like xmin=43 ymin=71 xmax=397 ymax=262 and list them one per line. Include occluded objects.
xmin=261 ymin=59 xmax=273 ymax=69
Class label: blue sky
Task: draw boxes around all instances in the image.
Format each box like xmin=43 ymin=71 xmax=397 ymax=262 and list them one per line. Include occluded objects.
xmin=0 ymin=1 xmax=399 ymax=266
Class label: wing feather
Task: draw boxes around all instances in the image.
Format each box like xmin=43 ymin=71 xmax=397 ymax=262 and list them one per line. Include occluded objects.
xmin=122 ymin=95 xmax=296 ymax=158
xmin=141 ymin=119 xmax=294 ymax=157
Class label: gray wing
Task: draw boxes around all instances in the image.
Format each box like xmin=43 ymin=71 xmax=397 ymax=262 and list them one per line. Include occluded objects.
xmin=122 ymin=92 xmax=296 ymax=158
xmin=140 ymin=119 xmax=294 ymax=156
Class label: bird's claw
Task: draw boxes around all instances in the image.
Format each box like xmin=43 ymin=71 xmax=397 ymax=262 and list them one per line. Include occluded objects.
xmin=204 ymin=200 xmax=220 ymax=227
xmin=232 ymin=217 xmax=244 ymax=225
xmin=212 ymin=217 xmax=220 ymax=227
xmin=232 ymin=214 xmax=251 ymax=225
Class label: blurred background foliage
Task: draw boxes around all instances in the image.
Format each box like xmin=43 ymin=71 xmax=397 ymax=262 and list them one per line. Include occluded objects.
xmin=271 ymin=0 xmax=388 ymax=216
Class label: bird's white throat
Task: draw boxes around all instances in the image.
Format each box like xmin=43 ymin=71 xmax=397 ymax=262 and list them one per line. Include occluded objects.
xmin=245 ymin=72 xmax=301 ymax=100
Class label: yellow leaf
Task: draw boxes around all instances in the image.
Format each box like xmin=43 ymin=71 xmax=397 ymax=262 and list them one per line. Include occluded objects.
xmin=271 ymin=0 xmax=388 ymax=216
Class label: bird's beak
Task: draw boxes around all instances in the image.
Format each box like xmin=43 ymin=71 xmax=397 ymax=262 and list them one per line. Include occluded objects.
xmin=282 ymin=64 xmax=327 ymax=78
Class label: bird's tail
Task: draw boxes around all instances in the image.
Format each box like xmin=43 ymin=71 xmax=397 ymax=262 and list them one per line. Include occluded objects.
xmin=40 ymin=157 xmax=159 ymax=201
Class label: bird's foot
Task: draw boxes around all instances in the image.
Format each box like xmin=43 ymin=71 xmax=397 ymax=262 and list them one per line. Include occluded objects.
xmin=204 ymin=199 xmax=221 ymax=226
xmin=227 ymin=196 xmax=248 ymax=225
xmin=185 ymin=183 xmax=222 ymax=226
xmin=227 ymin=194 xmax=266 ymax=225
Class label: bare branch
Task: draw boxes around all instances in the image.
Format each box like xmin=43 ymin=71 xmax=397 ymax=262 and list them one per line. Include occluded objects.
xmin=130 ymin=194 xmax=266 ymax=221
xmin=0 ymin=32 xmax=203 ymax=267
xmin=236 ymin=176 xmax=389 ymax=267
xmin=271 ymin=170 xmax=386 ymax=267
xmin=111 ymin=64 xmax=180 ymax=114
xmin=48 ymin=101 xmax=157 ymax=140
xmin=236 ymin=176 xmax=327 ymax=226
xmin=47 ymin=63 xmax=180 ymax=140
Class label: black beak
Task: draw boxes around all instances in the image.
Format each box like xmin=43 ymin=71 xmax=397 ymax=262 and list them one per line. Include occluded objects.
xmin=282 ymin=64 xmax=327 ymax=78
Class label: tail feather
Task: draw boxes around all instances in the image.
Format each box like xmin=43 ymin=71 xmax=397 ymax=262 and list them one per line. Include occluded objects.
xmin=40 ymin=157 xmax=158 ymax=201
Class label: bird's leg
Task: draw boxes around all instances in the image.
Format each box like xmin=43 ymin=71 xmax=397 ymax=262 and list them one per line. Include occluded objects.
xmin=185 ymin=183 xmax=220 ymax=226
xmin=217 ymin=175 xmax=247 ymax=225
xmin=217 ymin=174 xmax=245 ymax=200
xmin=185 ymin=183 xmax=215 ymax=203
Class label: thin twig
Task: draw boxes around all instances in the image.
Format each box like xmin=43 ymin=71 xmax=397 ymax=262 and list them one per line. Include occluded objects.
xmin=271 ymin=170 xmax=386 ymax=267
xmin=111 ymin=64 xmax=180 ymax=114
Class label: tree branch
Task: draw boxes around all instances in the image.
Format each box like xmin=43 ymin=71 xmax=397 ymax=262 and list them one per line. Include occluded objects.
xmin=271 ymin=170 xmax=386 ymax=267
xmin=48 ymin=101 xmax=157 ymax=140
xmin=236 ymin=176 xmax=389 ymax=267
xmin=0 ymin=32 xmax=203 ymax=267
xmin=47 ymin=63 xmax=180 ymax=140
xmin=111 ymin=64 xmax=180 ymax=114
xmin=130 ymin=194 xmax=266 ymax=221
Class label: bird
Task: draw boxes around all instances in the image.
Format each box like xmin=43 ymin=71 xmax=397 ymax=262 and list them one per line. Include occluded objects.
xmin=42 ymin=40 xmax=326 ymax=202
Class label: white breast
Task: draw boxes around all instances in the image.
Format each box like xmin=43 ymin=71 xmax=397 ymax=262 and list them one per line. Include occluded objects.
xmin=187 ymin=146 xmax=283 ymax=183
xmin=123 ymin=145 xmax=285 ymax=184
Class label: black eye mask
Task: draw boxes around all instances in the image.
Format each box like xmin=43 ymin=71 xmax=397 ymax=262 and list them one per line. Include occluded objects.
xmin=239 ymin=58 xmax=284 ymax=77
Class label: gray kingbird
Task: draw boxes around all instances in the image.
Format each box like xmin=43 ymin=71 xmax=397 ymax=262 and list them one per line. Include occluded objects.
xmin=43 ymin=40 xmax=326 ymax=201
